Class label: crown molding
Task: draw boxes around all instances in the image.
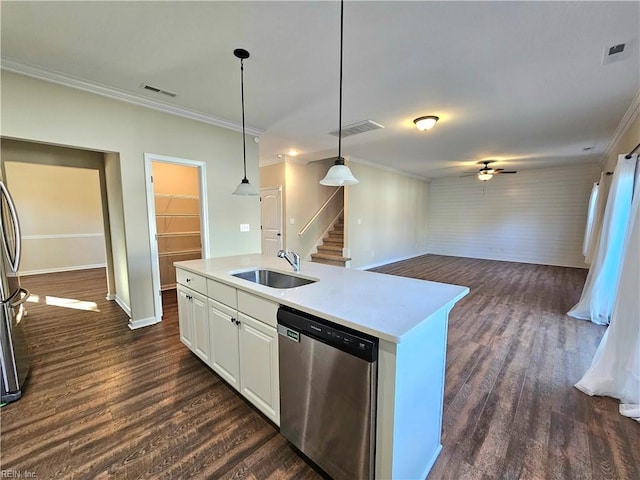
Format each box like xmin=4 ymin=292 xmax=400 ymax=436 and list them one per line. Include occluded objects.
xmin=601 ymin=89 xmax=640 ymax=167
xmin=348 ymin=155 xmax=430 ymax=182
xmin=1 ymin=57 xmax=263 ymax=137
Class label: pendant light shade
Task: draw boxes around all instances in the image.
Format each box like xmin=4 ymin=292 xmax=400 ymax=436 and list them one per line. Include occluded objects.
xmin=320 ymin=0 xmax=359 ymax=187
xmin=320 ymin=158 xmax=359 ymax=186
xmin=232 ymin=48 xmax=259 ymax=196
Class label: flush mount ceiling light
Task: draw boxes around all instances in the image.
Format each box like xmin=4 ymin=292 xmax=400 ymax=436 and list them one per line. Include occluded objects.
xmin=413 ymin=115 xmax=439 ymax=131
xmin=320 ymin=0 xmax=359 ymax=187
xmin=232 ymin=48 xmax=259 ymax=196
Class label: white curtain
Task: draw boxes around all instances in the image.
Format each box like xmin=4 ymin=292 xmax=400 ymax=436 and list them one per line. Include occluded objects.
xmin=582 ymin=182 xmax=599 ymax=259
xmin=586 ymin=171 xmax=613 ymax=265
xmin=575 ymin=154 xmax=639 ymax=422
xmin=568 ymin=155 xmax=637 ymax=324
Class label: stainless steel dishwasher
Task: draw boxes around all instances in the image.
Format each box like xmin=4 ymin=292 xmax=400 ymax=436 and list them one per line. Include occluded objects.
xmin=277 ymin=305 xmax=378 ymax=480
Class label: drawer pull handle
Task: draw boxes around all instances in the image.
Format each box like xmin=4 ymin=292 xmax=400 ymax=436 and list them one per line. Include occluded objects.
xmin=186 ymin=278 xmax=191 ymax=283
xmin=235 ymin=320 xmax=241 ymax=326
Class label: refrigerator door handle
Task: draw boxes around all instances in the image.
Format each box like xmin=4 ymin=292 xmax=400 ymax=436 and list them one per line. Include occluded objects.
xmin=0 ymin=182 xmax=21 ymax=273
xmin=10 ymin=288 xmax=30 ymax=308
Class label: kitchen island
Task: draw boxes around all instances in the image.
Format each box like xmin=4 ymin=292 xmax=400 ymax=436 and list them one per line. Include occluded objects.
xmin=175 ymin=254 xmax=468 ymax=480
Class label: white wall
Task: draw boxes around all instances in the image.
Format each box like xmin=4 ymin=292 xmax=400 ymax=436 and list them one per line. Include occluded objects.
xmin=427 ymin=164 xmax=600 ymax=268
xmin=1 ymin=71 xmax=260 ymax=325
xmin=348 ymin=160 xmax=430 ymax=269
xmin=4 ymin=161 xmax=105 ymax=275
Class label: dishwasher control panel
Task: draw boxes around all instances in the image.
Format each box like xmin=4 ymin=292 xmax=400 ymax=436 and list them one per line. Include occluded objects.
xmin=277 ymin=305 xmax=378 ymax=362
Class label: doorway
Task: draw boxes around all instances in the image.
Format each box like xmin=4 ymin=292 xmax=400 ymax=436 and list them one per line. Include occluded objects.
xmin=261 ymin=186 xmax=283 ymax=257
xmin=144 ymin=153 xmax=209 ymax=322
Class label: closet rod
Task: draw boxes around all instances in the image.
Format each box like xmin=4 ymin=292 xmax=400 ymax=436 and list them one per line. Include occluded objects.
xmin=625 ymin=142 xmax=640 ymax=159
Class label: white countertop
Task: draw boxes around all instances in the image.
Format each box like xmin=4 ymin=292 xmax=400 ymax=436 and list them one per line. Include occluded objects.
xmin=174 ymin=254 xmax=469 ymax=343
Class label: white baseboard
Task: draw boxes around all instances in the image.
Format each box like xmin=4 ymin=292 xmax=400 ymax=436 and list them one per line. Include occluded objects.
xmin=356 ymin=251 xmax=430 ymax=271
xmin=114 ymin=295 xmax=132 ymax=318
xmin=106 ymin=293 xmax=116 ymax=301
xmin=19 ymin=263 xmax=107 ymax=276
xmin=128 ymin=316 xmax=161 ymax=330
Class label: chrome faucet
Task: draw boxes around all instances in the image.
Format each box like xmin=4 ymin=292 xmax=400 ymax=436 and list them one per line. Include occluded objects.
xmin=277 ymin=250 xmax=301 ymax=273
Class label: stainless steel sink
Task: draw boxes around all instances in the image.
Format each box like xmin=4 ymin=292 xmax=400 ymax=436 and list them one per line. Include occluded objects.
xmin=231 ymin=269 xmax=317 ymax=289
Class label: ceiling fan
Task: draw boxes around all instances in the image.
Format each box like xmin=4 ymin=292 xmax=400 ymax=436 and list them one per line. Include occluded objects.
xmin=463 ymin=161 xmax=517 ymax=181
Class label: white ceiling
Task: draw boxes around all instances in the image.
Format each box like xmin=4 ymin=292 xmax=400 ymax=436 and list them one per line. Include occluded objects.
xmin=2 ymin=1 xmax=638 ymax=179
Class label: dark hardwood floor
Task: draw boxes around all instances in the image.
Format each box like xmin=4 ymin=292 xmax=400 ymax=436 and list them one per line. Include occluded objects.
xmin=1 ymin=256 xmax=637 ymax=479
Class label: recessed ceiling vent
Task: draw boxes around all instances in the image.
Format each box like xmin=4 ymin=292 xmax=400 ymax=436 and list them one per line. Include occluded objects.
xmin=140 ymin=83 xmax=177 ymax=98
xmin=329 ymin=120 xmax=384 ymax=138
xmin=602 ymin=43 xmax=628 ymax=65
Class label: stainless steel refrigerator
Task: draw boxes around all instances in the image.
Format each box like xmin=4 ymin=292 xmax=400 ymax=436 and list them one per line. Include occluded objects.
xmin=0 ymin=180 xmax=30 ymax=403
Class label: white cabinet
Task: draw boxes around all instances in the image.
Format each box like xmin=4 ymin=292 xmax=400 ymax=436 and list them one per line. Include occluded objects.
xmin=238 ymin=312 xmax=280 ymax=423
xmin=177 ymin=284 xmax=209 ymax=364
xmin=208 ymin=298 xmax=240 ymax=391
xmin=176 ymin=270 xmax=280 ymax=425
xmin=177 ymin=285 xmax=194 ymax=349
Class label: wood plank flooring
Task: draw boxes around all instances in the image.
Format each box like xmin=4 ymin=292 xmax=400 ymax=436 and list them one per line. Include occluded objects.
xmin=1 ymin=256 xmax=638 ymax=479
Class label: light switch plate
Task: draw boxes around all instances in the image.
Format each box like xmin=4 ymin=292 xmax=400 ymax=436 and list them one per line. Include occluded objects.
xmin=240 ymin=224 xmax=250 ymax=232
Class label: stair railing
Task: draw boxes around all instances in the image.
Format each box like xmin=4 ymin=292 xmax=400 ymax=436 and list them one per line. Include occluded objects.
xmin=299 ymin=186 xmax=342 ymax=236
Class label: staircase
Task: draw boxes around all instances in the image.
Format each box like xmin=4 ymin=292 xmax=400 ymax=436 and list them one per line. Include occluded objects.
xmin=311 ymin=216 xmax=351 ymax=267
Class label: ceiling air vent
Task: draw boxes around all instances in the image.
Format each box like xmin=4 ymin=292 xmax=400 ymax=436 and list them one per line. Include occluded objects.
xmin=329 ymin=120 xmax=384 ymax=138
xmin=602 ymin=43 xmax=628 ymax=66
xmin=140 ymin=83 xmax=177 ymax=98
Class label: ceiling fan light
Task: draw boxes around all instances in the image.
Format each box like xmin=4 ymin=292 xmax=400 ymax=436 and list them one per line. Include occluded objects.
xmin=478 ymin=172 xmax=493 ymax=181
xmin=320 ymin=163 xmax=359 ymax=186
xmin=413 ymin=115 xmax=439 ymax=131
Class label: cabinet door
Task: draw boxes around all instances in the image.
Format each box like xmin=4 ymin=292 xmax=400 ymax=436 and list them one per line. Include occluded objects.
xmin=191 ymin=291 xmax=209 ymax=364
xmin=238 ymin=312 xmax=280 ymax=425
xmin=208 ymin=299 xmax=240 ymax=391
xmin=177 ymin=285 xmax=194 ymax=349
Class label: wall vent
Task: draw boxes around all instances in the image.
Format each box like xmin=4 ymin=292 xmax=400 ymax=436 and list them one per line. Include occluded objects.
xmin=602 ymin=43 xmax=628 ymax=65
xmin=329 ymin=120 xmax=384 ymax=138
xmin=140 ymin=83 xmax=177 ymax=98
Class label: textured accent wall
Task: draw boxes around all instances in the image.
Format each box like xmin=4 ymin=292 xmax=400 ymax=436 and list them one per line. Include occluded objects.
xmin=427 ymin=164 xmax=600 ymax=268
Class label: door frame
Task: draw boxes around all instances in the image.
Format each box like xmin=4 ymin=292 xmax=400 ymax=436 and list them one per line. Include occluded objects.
xmin=144 ymin=153 xmax=209 ymax=323
xmin=260 ymin=186 xmax=283 ymax=255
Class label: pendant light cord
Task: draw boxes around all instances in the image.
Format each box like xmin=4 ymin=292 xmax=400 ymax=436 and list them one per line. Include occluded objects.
xmin=337 ymin=0 xmax=344 ymax=166
xmin=240 ymin=57 xmax=248 ymax=180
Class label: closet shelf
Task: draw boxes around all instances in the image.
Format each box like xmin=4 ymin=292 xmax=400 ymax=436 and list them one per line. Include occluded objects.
xmin=157 ymin=232 xmax=201 ymax=238
xmin=159 ymin=249 xmax=201 ymax=257
xmin=155 ymin=193 xmax=199 ymax=200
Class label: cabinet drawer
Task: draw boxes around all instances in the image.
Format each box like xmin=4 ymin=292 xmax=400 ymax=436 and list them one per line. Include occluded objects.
xmin=208 ymin=279 xmax=237 ymax=309
xmin=237 ymin=290 xmax=278 ymax=328
xmin=176 ymin=269 xmax=207 ymax=295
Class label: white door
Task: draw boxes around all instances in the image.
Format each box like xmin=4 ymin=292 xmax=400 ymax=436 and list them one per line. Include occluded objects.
xmin=261 ymin=187 xmax=282 ymax=257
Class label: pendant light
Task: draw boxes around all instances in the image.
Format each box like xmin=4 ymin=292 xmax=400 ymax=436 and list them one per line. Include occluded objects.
xmin=320 ymin=0 xmax=359 ymax=186
xmin=232 ymin=48 xmax=259 ymax=196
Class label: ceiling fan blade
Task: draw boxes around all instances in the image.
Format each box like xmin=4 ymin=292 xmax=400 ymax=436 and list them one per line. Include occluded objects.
xmin=495 ymin=170 xmax=517 ymax=174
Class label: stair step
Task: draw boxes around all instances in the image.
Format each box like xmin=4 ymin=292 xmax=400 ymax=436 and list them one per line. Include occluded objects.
xmin=328 ymin=230 xmax=343 ymax=238
xmin=317 ymin=244 xmax=343 ymax=254
xmin=323 ymin=237 xmax=343 ymax=246
xmin=311 ymin=252 xmax=351 ymax=267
